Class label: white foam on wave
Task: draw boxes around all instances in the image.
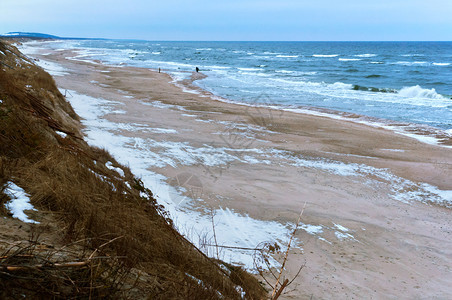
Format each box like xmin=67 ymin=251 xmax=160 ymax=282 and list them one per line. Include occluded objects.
xmin=394 ymin=61 xmax=429 ymax=66
xmin=240 ymin=72 xmax=271 ymax=77
xmin=276 ymin=55 xmax=298 ymax=58
xmin=238 ymin=67 xmax=262 ymax=71
xmin=313 ymin=54 xmax=338 ymax=58
xmin=331 ymin=82 xmax=354 ymax=89
xmin=432 ymin=62 xmax=450 ymax=66
xmin=339 ymin=58 xmax=361 ymax=62
xmin=206 ymin=65 xmax=231 ymax=70
xmin=398 ymin=85 xmax=446 ymax=100
xmin=355 ymin=54 xmax=377 ymax=58
xmin=275 ymin=70 xmax=294 ymax=74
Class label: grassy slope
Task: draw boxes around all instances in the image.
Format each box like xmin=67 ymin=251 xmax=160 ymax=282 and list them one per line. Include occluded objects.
xmin=0 ymin=40 xmax=266 ymax=299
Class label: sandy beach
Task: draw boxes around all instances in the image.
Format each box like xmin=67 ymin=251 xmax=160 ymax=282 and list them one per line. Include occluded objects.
xmin=23 ymin=44 xmax=452 ymax=299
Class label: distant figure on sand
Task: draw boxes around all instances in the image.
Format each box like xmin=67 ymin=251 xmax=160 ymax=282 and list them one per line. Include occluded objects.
xmin=158 ymin=68 xmax=161 ymax=73
xmin=196 ymin=67 xmax=199 ymax=72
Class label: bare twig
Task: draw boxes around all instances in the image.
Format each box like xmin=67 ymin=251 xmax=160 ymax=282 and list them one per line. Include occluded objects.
xmin=271 ymin=201 xmax=307 ymax=298
xmin=3 ymin=261 xmax=89 ymax=271
xmin=209 ymin=208 xmax=220 ymax=260
xmin=205 ymin=244 xmax=264 ymax=251
xmin=272 ymin=279 xmax=289 ymax=300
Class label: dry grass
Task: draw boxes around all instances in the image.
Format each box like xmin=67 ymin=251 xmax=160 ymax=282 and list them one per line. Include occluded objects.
xmin=0 ymin=40 xmax=267 ymax=299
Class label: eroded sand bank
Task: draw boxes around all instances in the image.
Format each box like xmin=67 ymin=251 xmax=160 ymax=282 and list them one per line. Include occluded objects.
xmin=24 ymin=45 xmax=452 ymax=299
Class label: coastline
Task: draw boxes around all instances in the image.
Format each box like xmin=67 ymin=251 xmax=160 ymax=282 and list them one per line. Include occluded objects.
xmin=20 ymin=42 xmax=452 ymax=298
xmin=176 ymin=70 xmax=452 ymax=148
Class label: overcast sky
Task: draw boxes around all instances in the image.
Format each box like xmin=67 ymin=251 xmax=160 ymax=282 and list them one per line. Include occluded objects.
xmin=1 ymin=0 xmax=451 ymax=41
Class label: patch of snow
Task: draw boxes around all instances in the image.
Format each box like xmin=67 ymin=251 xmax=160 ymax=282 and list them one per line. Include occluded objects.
xmin=301 ymin=223 xmax=323 ymax=235
xmin=4 ymin=182 xmax=39 ymax=223
xmin=381 ymin=148 xmax=405 ymax=152
xmin=55 ymin=131 xmax=67 ymax=138
xmin=105 ymin=161 xmax=125 ymax=177
xmin=35 ymin=59 xmax=69 ymax=76
xmin=333 ymin=223 xmax=350 ymax=232
xmin=334 ymin=231 xmax=356 ymax=241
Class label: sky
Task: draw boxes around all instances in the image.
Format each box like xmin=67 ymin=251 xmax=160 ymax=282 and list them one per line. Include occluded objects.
xmin=1 ymin=0 xmax=451 ymax=41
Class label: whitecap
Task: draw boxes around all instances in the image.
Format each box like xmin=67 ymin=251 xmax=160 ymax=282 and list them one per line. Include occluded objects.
xmin=398 ymin=85 xmax=446 ymax=100
xmin=276 ymin=55 xmax=299 ymax=58
xmin=206 ymin=65 xmax=232 ymax=69
xmin=394 ymin=61 xmax=429 ymax=66
xmin=331 ymin=82 xmax=354 ymax=89
xmin=433 ymin=62 xmax=450 ymax=66
xmin=339 ymin=58 xmax=361 ymax=62
xmin=275 ymin=70 xmax=294 ymax=74
xmin=313 ymin=54 xmax=338 ymax=58
xmin=355 ymin=54 xmax=377 ymax=58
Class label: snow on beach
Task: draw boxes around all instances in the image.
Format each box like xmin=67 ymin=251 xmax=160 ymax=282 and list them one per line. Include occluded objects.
xmin=62 ymin=88 xmax=452 ymax=269
xmin=63 ymin=90 xmax=294 ymax=268
xmin=4 ymin=182 xmax=38 ymax=224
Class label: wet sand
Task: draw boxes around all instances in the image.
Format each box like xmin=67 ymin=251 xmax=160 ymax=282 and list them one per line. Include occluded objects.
xmin=28 ymin=46 xmax=452 ymax=299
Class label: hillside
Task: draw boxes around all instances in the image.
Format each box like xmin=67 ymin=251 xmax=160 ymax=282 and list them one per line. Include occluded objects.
xmin=0 ymin=40 xmax=266 ymax=299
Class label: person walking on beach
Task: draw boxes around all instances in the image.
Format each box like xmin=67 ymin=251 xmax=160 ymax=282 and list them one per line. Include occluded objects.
xmin=196 ymin=67 xmax=199 ymax=72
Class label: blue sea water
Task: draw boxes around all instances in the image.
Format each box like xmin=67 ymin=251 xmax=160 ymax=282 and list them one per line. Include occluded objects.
xmin=48 ymin=40 xmax=452 ymax=134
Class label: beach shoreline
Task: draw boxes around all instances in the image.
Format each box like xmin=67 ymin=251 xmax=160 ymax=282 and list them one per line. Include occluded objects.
xmin=20 ymin=42 xmax=452 ymax=299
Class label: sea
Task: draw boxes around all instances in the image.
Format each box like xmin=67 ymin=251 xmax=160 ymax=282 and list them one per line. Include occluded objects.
xmin=40 ymin=40 xmax=452 ymax=144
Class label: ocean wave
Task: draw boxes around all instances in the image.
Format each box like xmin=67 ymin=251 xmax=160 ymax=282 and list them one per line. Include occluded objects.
xmin=275 ymin=70 xmax=294 ymax=74
xmin=151 ymin=52 xmax=161 ymax=55
xmin=355 ymin=54 xmax=377 ymax=58
xmin=370 ymin=61 xmax=384 ymax=64
xmin=394 ymin=61 xmax=429 ymax=66
xmin=195 ymin=48 xmax=212 ymax=51
xmin=339 ymin=58 xmax=361 ymax=62
xmin=206 ymin=65 xmax=231 ymax=69
xmin=433 ymin=62 xmax=451 ymax=66
xmin=398 ymin=85 xmax=446 ymax=100
xmin=269 ymin=78 xmax=322 ymax=87
xmin=365 ymin=74 xmax=383 ymax=78
xmin=238 ymin=67 xmax=263 ymax=71
xmin=331 ymin=82 xmax=353 ymax=89
xmin=240 ymin=72 xmax=271 ymax=77
xmin=276 ymin=55 xmax=299 ymax=58
xmin=313 ymin=54 xmax=338 ymax=58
